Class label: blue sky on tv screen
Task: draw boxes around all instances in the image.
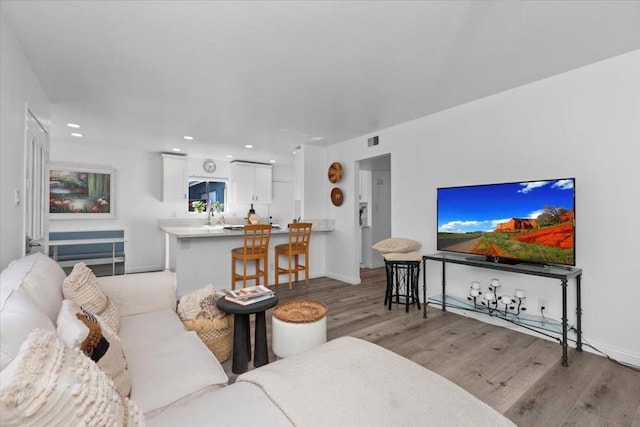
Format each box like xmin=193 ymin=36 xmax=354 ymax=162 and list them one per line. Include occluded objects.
xmin=437 ymin=179 xmax=574 ymax=233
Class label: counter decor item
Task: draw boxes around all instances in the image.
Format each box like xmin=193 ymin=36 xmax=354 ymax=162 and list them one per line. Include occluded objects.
xmin=331 ymin=187 xmax=344 ymax=206
xmin=247 ymin=203 xmax=259 ymax=224
xmin=328 ymin=162 xmax=343 ymax=183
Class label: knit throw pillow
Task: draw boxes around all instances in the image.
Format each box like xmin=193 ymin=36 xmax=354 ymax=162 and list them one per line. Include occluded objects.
xmin=62 ymin=262 xmax=120 ymax=333
xmin=372 ymin=237 xmax=422 ymax=254
xmin=57 ymin=300 xmax=131 ymax=397
xmin=178 ymin=284 xmax=227 ymax=320
xmin=0 ymin=329 xmax=144 ymax=427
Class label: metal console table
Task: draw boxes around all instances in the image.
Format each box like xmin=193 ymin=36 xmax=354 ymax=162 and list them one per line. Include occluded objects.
xmin=422 ymin=253 xmax=582 ymax=366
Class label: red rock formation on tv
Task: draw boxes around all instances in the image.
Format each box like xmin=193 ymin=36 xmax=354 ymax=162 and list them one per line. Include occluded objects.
xmin=495 ymin=218 xmax=538 ymax=232
xmin=516 ymin=222 xmax=574 ymax=249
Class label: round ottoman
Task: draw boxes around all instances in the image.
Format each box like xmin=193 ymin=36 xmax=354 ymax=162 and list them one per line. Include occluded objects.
xmin=272 ymin=300 xmax=328 ymax=358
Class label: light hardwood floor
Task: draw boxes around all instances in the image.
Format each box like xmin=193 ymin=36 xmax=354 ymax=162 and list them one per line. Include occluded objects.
xmin=222 ymin=268 xmax=640 ymax=426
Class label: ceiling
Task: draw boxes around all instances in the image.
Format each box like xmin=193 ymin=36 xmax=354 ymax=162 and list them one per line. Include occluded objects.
xmin=2 ymin=1 xmax=639 ymax=167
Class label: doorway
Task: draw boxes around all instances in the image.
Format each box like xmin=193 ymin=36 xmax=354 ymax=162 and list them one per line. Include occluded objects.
xmin=357 ymin=154 xmax=391 ymax=275
xmin=24 ymin=110 xmax=49 ymax=256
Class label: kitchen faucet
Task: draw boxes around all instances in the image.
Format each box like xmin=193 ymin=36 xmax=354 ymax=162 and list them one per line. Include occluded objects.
xmin=207 ymin=205 xmax=213 ymax=225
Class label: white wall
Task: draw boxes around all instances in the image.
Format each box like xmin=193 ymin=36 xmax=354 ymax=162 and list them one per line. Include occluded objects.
xmin=316 ymin=50 xmax=640 ymax=365
xmin=295 ymin=145 xmax=328 ymax=220
xmin=0 ymin=16 xmax=50 ymax=269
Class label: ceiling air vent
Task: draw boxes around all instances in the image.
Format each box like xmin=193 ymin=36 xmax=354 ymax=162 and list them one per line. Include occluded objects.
xmin=367 ymin=136 xmax=379 ymax=147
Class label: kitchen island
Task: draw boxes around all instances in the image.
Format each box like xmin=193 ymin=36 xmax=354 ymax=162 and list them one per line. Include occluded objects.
xmin=160 ymin=220 xmax=334 ymax=296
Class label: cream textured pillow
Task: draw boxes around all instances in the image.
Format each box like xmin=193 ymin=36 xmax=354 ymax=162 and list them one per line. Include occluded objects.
xmin=373 ymin=237 xmax=422 ymax=254
xmin=63 ymin=262 xmax=120 ymax=333
xmin=0 ymin=329 xmax=144 ymax=427
xmin=383 ymin=251 xmax=423 ymax=262
xmin=57 ymin=300 xmax=131 ymax=397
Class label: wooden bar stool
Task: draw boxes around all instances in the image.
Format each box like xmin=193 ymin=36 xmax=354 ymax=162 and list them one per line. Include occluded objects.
xmin=274 ymin=223 xmax=312 ymax=289
xmin=231 ymin=224 xmax=272 ymax=290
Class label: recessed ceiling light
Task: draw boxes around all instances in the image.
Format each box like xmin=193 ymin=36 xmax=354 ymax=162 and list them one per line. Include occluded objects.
xmin=292 ymin=151 xmax=297 ymax=155
xmin=171 ymin=148 xmax=181 ymax=152
xmin=311 ymin=136 xmax=324 ymax=141
xmin=225 ymin=155 xmax=233 ymax=158
xmin=70 ymin=133 xmax=83 ymax=137
xmin=183 ymin=136 xmax=194 ymax=140
xmin=67 ymin=123 xmax=80 ymax=128
xmin=269 ymin=160 xmax=276 ymax=163
xmin=244 ymin=144 xmax=254 ymax=149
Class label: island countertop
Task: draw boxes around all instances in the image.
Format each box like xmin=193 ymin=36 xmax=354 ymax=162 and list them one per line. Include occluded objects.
xmin=161 ymin=221 xmax=334 ymax=239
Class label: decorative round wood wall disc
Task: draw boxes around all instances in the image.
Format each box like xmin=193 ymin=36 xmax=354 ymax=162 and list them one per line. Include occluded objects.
xmin=328 ymin=162 xmax=343 ymax=183
xmin=331 ymin=187 xmax=344 ymax=206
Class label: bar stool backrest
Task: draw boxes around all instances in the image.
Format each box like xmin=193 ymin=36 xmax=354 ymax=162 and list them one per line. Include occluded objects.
xmin=243 ymin=224 xmax=272 ymax=254
xmin=287 ymin=223 xmax=312 ymax=252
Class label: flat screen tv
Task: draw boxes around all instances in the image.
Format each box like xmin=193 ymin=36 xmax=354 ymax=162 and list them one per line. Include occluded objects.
xmin=437 ymin=178 xmax=575 ymax=266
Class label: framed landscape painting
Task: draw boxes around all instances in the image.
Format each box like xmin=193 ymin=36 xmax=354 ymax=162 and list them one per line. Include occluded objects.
xmin=49 ymin=164 xmax=115 ymax=219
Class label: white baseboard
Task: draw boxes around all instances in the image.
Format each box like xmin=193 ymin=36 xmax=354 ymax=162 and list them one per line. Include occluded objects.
xmin=579 ymin=338 xmax=640 ymax=368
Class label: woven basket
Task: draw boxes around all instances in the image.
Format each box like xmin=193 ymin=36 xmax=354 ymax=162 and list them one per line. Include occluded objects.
xmin=182 ymin=311 xmax=234 ymax=363
xmin=273 ymin=300 xmax=328 ymax=323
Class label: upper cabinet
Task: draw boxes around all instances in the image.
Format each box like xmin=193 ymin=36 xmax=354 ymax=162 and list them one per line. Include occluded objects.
xmin=230 ymin=162 xmax=272 ymax=204
xmin=162 ymin=154 xmax=187 ymax=202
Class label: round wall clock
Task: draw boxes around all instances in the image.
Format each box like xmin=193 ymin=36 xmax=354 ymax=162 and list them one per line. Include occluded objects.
xmin=202 ymin=159 xmax=216 ymax=173
xmin=328 ymin=162 xmax=343 ymax=183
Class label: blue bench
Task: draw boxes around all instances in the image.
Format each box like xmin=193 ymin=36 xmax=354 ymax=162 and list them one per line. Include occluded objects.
xmin=49 ymin=230 xmax=125 ymax=275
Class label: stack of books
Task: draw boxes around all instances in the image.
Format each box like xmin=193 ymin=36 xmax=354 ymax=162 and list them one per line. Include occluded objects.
xmin=224 ymin=285 xmax=275 ymax=306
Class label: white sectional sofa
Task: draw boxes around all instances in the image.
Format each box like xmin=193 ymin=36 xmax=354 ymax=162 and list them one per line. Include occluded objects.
xmin=1 ymin=253 xmax=515 ymax=426
xmin=0 ymin=253 xmax=228 ymax=421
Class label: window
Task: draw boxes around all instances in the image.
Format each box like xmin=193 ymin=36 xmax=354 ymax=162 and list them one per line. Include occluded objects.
xmin=188 ymin=179 xmax=226 ymax=212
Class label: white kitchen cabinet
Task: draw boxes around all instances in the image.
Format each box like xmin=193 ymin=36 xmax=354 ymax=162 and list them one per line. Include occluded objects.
xmin=162 ymin=154 xmax=187 ymax=202
xmin=230 ymin=162 xmax=272 ymax=203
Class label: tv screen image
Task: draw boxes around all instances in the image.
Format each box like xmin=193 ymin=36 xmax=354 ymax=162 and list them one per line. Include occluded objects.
xmin=437 ymin=178 xmax=575 ymax=266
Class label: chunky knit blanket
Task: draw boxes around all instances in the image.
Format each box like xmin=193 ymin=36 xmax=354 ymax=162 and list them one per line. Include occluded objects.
xmin=238 ymin=336 xmax=515 ymax=427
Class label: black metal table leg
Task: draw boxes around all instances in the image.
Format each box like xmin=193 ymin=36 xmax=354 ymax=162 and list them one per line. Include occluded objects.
xmin=405 ymin=266 xmax=410 ymax=313
xmin=413 ymin=263 xmax=421 ymax=310
xmin=576 ymin=274 xmax=582 ymax=352
xmin=423 ymin=259 xmax=427 ymax=318
xmin=442 ymin=262 xmax=447 ymax=312
xmin=561 ymin=278 xmax=568 ymax=366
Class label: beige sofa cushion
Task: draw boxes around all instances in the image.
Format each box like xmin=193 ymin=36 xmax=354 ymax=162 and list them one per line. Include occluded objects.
xmin=147 ymin=382 xmax=293 ymax=427
xmin=57 ymin=300 xmax=130 ymax=397
xmin=98 ymin=270 xmax=177 ymax=317
xmin=118 ymin=309 xmax=187 ymax=351
xmin=373 ymin=237 xmax=422 ymax=254
xmin=0 ymin=253 xmax=65 ymax=323
xmin=0 ymin=329 xmax=144 ymax=426
xmin=63 ymin=262 xmax=120 ymax=333
xmin=0 ymin=287 xmax=55 ymax=371
xmin=126 ymin=331 xmax=228 ymax=416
